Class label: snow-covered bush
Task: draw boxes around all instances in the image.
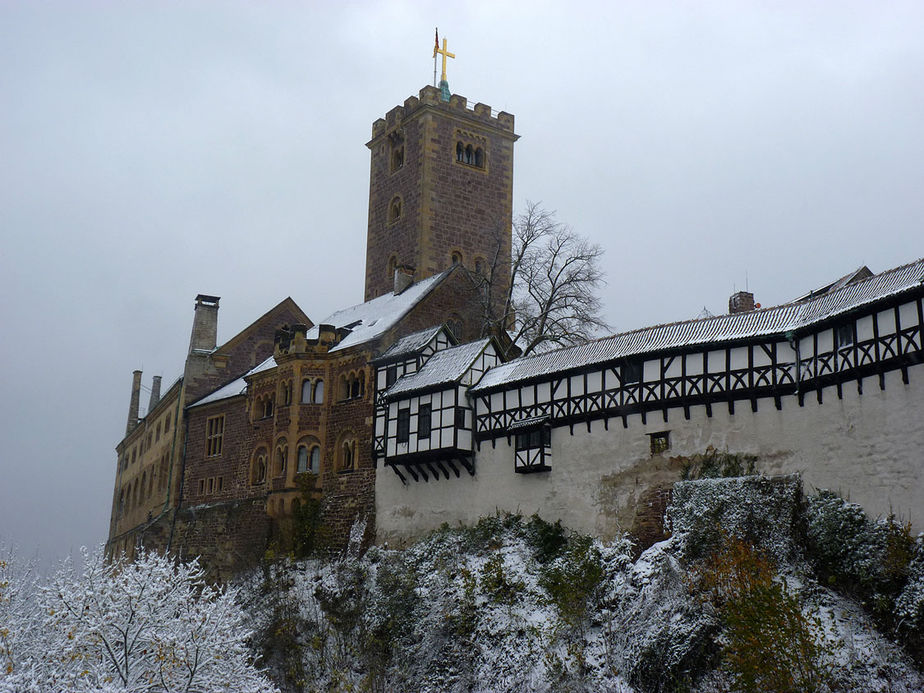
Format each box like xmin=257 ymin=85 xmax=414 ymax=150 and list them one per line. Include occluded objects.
xmin=1 ymin=546 xmax=277 ymax=693
xmin=896 ymin=537 xmax=924 ymax=661
xmin=668 ymin=474 xmax=803 ymax=563
xmin=806 ymin=490 xmax=914 ymax=621
xmin=0 ymin=546 xmax=41 ymax=684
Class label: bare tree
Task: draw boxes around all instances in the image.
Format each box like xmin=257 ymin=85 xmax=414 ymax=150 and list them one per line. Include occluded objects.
xmin=474 ymin=201 xmax=608 ymax=358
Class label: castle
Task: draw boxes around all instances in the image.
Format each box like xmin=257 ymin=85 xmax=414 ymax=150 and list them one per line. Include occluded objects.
xmin=108 ymin=76 xmax=924 ymax=576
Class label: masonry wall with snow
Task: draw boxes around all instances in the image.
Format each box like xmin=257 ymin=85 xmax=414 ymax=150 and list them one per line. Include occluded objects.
xmin=375 ymin=259 xmax=924 ymax=544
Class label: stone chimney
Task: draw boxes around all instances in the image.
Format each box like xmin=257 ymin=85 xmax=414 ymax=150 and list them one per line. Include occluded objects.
xmin=147 ymin=375 xmax=162 ymax=412
xmin=126 ymin=370 xmax=142 ymax=435
xmin=728 ymin=291 xmax=756 ymax=314
xmin=394 ymin=266 xmax=414 ymax=295
xmin=188 ymin=294 xmax=220 ymax=354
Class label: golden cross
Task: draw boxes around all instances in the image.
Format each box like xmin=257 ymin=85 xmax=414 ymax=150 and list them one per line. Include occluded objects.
xmin=435 ymin=38 xmax=455 ymax=83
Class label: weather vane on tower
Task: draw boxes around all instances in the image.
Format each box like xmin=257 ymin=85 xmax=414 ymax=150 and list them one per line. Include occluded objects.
xmin=432 ymin=28 xmax=454 ymax=102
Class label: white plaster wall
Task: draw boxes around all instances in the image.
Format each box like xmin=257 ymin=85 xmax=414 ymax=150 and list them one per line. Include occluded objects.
xmin=376 ymin=364 xmax=924 ymax=544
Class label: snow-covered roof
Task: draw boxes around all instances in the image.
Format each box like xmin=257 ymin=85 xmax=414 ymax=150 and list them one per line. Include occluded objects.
xmin=306 ymin=271 xmax=451 ymax=353
xmin=188 ymin=376 xmax=248 ymax=408
xmin=386 ymin=339 xmax=491 ymax=398
xmin=473 ymin=257 xmax=924 ymax=393
xmin=374 ymin=325 xmax=448 ymax=364
xmin=188 ymin=356 xmax=276 ymax=408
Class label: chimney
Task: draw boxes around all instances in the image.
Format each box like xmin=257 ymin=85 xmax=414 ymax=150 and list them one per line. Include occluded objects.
xmin=188 ymin=294 xmax=220 ymax=354
xmin=126 ymin=370 xmax=142 ymax=435
xmin=394 ymin=266 xmax=414 ymax=295
xmin=728 ymin=291 xmax=756 ymax=314
xmin=147 ymin=375 xmax=162 ymax=412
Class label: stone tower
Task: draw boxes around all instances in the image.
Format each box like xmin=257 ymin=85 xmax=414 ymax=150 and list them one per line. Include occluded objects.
xmin=364 ymin=85 xmax=518 ymax=303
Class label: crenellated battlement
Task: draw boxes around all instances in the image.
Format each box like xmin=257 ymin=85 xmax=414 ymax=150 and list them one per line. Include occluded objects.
xmin=370 ymin=85 xmax=516 ymax=141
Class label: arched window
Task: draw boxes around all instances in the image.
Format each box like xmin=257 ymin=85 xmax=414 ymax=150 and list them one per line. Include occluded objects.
xmin=387 ymin=256 xmax=397 ymax=281
xmin=340 ymin=374 xmax=350 ymax=401
xmin=447 ymin=315 xmax=464 ymax=341
xmin=164 ymin=413 xmax=171 ymax=433
xmin=301 ymin=379 xmax=312 ymax=403
xmin=340 ymin=438 xmax=356 ymax=472
xmin=293 ymin=498 xmax=301 ymax=514
xmin=350 ymin=373 xmax=361 ymax=399
xmin=464 ymin=144 xmax=473 ymax=164
xmin=133 ymin=480 xmax=140 ymax=510
xmin=118 ymin=489 xmax=125 ymax=514
xmin=456 ymin=141 xmax=464 ymax=162
xmin=313 ymin=379 xmax=324 ymax=404
xmin=474 ymin=147 xmax=484 ymax=168
xmin=296 ymin=445 xmax=309 ymax=474
xmin=451 ymin=251 xmax=462 ymax=266
xmin=281 ymin=381 xmax=292 ymax=406
xmin=251 ymin=449 xmax=267 ymax=485
xmin=391 ymin=145 xmax=404 ymax=172
xmin=388 ymin=196 xmax=402 ymax=223
xmin=159 ymin=456 xmax=168 ymax=491
xmin=474 ymin=257 xmax=485 ymax=275
xmin=310 ymin=446 xmax=321 ymax=474
xmin=274 ymin=441 xmax=288 ymax=477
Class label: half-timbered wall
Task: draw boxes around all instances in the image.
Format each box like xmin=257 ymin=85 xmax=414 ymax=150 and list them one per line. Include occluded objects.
xmin=376 ymin=289 xmax=924 ymax=544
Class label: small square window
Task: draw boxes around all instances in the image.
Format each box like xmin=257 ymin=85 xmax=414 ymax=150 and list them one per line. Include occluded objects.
xmin=649 ymin=431 xmax=671 ymax=455
xmin=835 ymin=323 xmax=854 ymax=350
xmin=622 ymin=358 xmax=643 ymax=384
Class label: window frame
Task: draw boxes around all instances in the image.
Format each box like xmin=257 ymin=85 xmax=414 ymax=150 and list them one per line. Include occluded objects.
xmin=205 ymin=415 xmax=224 ymax=457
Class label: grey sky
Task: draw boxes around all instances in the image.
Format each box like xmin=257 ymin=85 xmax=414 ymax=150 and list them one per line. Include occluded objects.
xmin=1 ymin=1 xmax=921 ymax=568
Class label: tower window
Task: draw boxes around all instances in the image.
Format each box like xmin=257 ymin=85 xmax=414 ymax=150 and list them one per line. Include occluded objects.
xmin=388 ymin=196 xmax=402 ymax=223
xmin=451 ymin=251 xmax=462 ymax=266
xmin=455 ymin=138 xmax=486 ymax=169
xmin=390 ymin=145 xmax=404 ymax=172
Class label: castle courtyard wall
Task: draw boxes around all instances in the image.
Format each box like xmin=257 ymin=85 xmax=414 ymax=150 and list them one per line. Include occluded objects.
xmin=376 ymin=364 xmax=924 ymax=544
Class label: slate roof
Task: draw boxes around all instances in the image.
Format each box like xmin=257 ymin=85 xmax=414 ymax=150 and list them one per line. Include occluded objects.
xmin=373 ymin=325 xmax=448 ymax=364
xmin=305 ymin=270 xmax=451 ymax=353
xmin=189 ymin=272 xmax=453 ymax=407
xmin=472 ymin=257 xmax=924 ymax=393
xmin=385 ymin=339 xmax=492 ymax=398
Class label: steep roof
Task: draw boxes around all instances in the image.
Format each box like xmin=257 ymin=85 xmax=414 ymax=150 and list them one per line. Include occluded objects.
xmin=373 ymin=325 xmax=451 ymax=364
xmin=473 ymin=257 xmax=924 ymax=393
xmin=187 ymin=356 xmax=276 ymax=409
xmin=307 ymin=270 xmax=452 ymax=353
xmin=386 ymin=338 xmax=492 ymax=398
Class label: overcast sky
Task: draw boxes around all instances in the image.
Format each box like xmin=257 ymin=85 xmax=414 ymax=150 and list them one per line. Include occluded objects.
xmin=1 ymin=1 xmax=921 ymax=568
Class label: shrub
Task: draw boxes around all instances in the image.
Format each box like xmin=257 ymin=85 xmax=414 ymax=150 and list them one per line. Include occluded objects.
xmin=479 ymin=552 xmax=525 ymax=606
xmin=805 ymin=490 xmax=914 ymax=624
xmin=539 ymin=535 xmax=605 ymax=632
xmin=525 ymin=514 xmax=568 ymax=563
xmin=680 ymin=447 xmax=758 ymax=480
xmin=697 ymin=535 xmax=834 ymax=692
xmin=668 ymin=475 xmax=803 ymax=564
